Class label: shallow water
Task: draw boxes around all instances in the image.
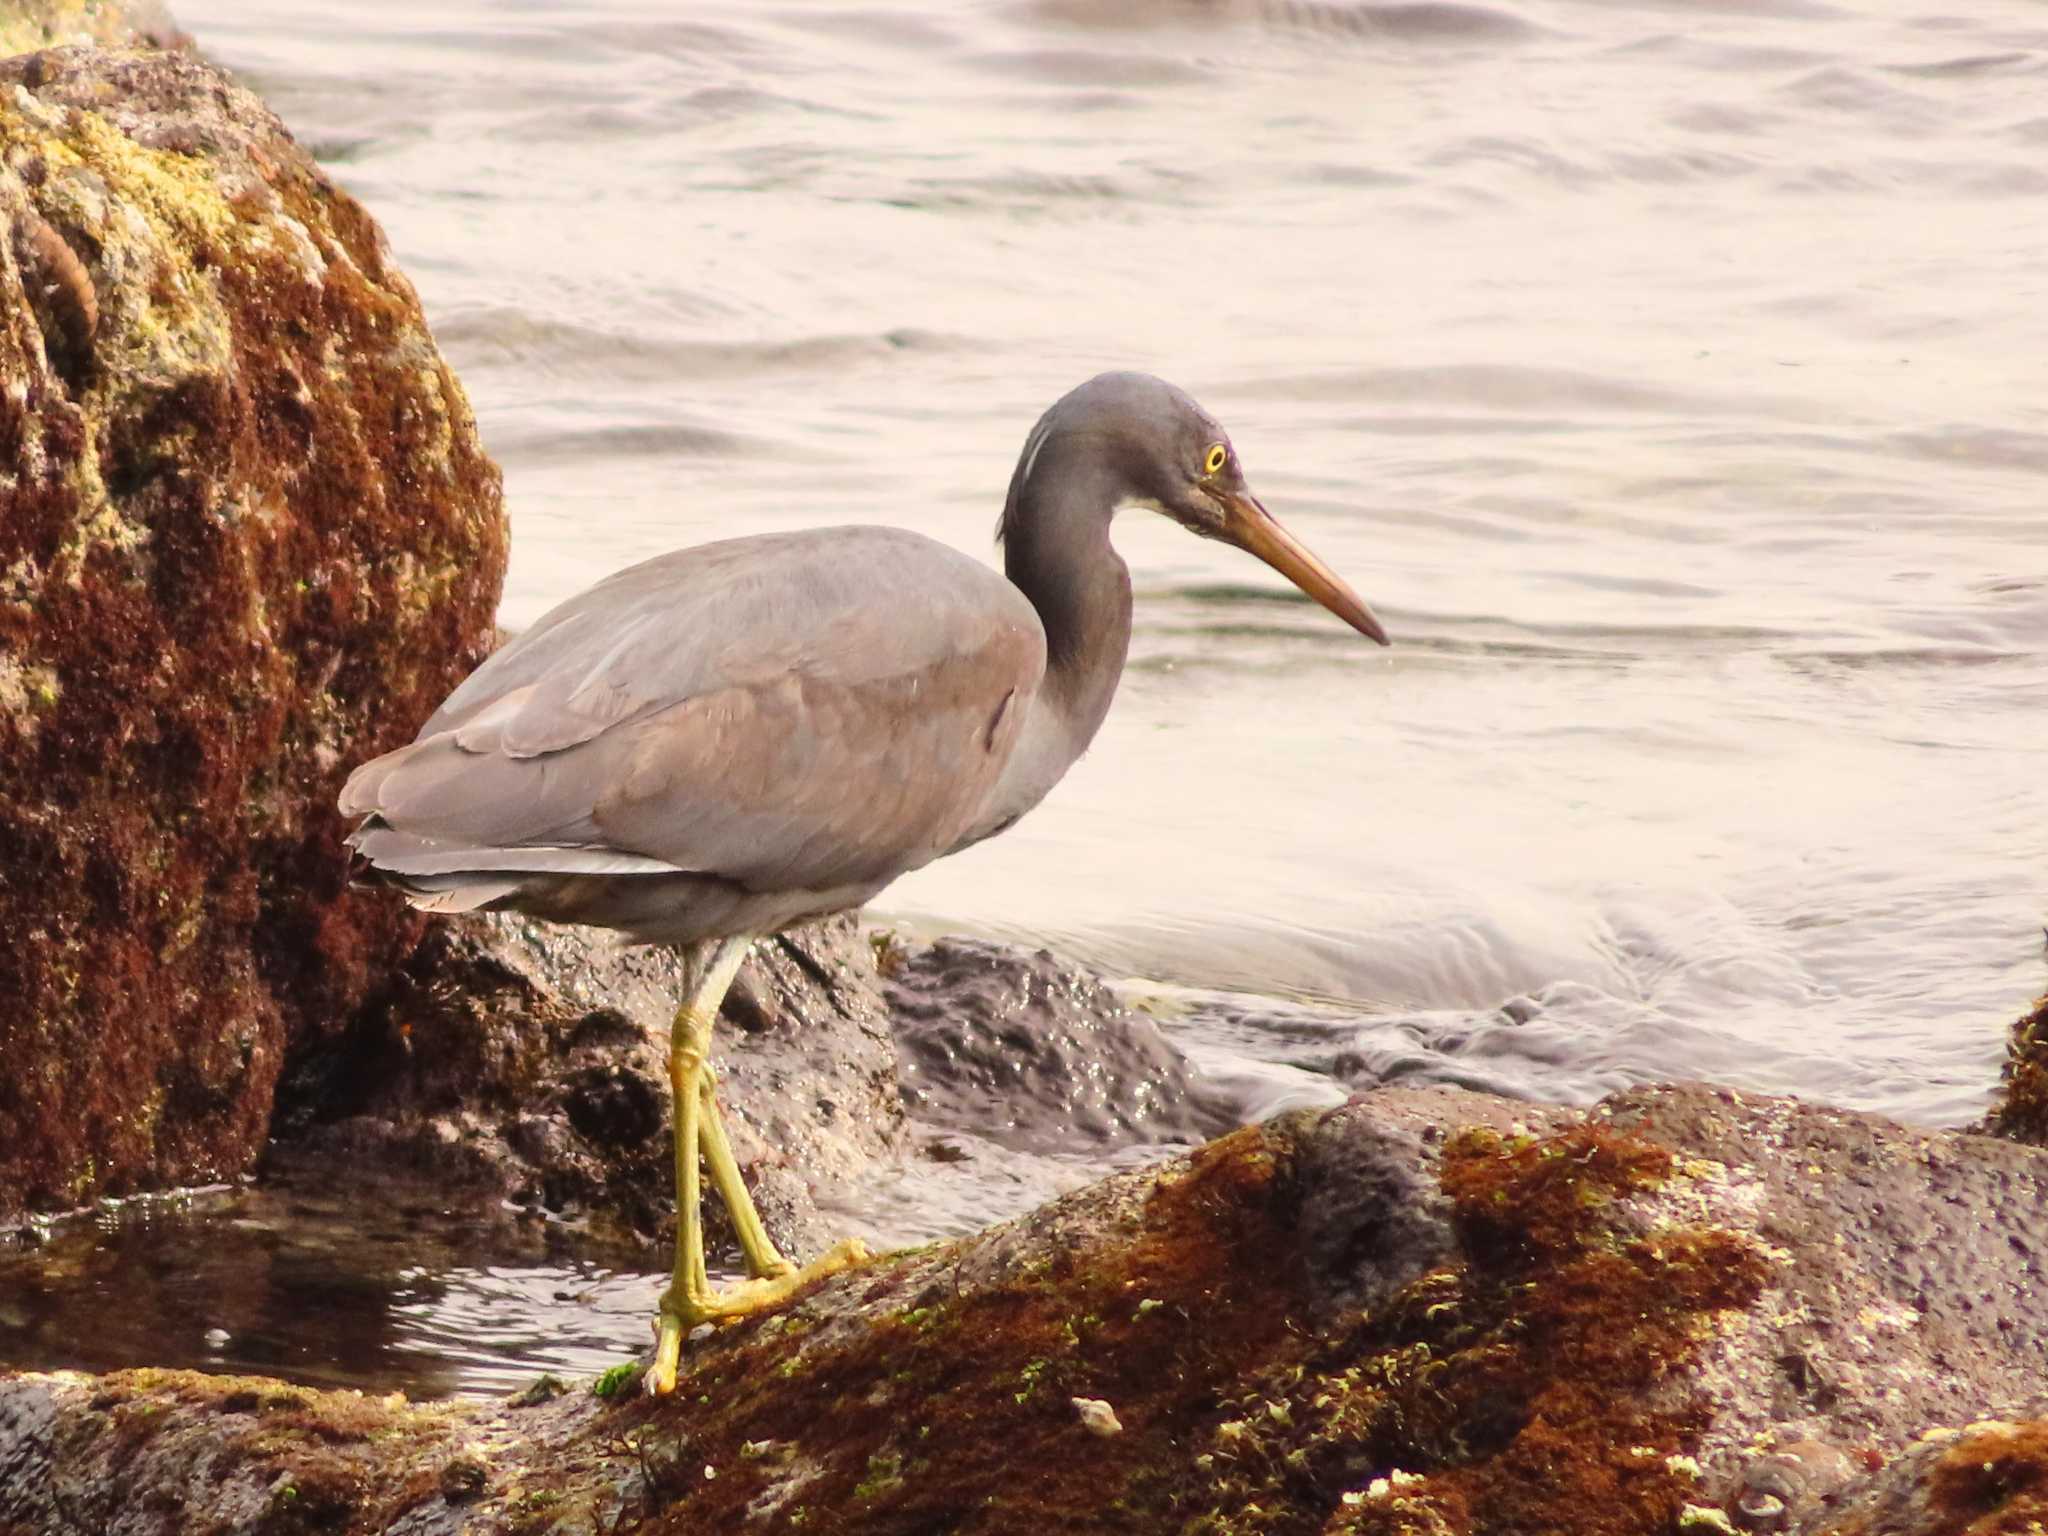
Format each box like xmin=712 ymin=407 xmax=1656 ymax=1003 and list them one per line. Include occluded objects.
xmin=8 ymin=0 xmax=2044 ymax=1396
xmin=0 ymin=1173 xmax=667 ymax=1398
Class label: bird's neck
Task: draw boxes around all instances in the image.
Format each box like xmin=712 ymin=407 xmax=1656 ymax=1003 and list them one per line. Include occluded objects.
xmin=1001 ymin=450 xmax=1133 ymax=760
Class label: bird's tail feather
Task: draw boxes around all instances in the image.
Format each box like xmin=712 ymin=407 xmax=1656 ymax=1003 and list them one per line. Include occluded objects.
xmin=345 ymin=815 xmax=688 ymax=916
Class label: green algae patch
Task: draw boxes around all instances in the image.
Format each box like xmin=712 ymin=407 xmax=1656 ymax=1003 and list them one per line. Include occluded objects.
xmin=593 ymin=1361 xmax=643 ymax=1399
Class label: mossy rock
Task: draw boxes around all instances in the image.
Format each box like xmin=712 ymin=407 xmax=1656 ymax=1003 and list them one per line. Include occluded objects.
xmin=0 ymin=43 xmax=505 ymax=1220
xmin=1987 ymin=993 xmax=2048 ymax=1146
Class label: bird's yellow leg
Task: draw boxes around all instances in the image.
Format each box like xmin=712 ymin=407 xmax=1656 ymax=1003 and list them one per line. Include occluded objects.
xmin=696 ymin=1065 xmax=795 ymax=1280
xmin=698 ymin=1067 xmax=872 ymax=1290
xmin=649 ymin=935 xmax=750 ymax=1397
xmin=645 ymin=937 xmax=872 ymax=1398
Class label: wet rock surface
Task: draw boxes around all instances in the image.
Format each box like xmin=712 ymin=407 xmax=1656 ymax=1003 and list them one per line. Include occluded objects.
xmin=882 ymin=934 xmax=1239 ymax=1155
xmin=6 ymin=1081 xmax=2046 ymax=1535
xmin=1597 ymin=1084 xmax=2048 ymax=1468
xmin=0 ymin=42 xmax=506 ymax=1221
xmin=272 ymin=912 xmax=909 ymax=1258
xmin=263 ymin=919 xmax=1251 ymax=1266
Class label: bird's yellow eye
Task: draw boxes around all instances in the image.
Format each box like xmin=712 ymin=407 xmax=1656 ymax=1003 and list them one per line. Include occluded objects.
xmin=1203 ymin=443 xmax=1228 ymax=476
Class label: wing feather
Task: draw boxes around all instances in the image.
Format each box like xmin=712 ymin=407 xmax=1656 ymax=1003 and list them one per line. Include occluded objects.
xmin=342 ymin=526 xmax=1046 ymax=895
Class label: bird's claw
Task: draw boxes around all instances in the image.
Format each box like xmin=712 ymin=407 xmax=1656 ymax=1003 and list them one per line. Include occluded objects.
xmin=643 ymin=1238 xmax=873 ymax=1397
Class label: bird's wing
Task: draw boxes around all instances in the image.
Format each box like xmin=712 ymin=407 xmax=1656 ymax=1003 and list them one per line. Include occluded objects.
xmin=340 ymin=527 xmax=1046 ymax=892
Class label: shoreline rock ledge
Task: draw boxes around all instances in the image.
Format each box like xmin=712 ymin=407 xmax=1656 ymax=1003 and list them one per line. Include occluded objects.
xmin=4 ymin=1082 xmax=2047 ymax=1535
xmin=0 ymin=41 xmax=507 ymax=1220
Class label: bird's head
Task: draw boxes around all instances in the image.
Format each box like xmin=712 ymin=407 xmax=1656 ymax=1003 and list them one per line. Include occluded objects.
xmin=1005 ymin=371 xmax=1390 ymax=645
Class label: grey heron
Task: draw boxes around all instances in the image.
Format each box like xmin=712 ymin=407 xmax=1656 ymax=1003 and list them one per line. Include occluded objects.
xmin=339 ymin=371 xmax=1389 ymax=1395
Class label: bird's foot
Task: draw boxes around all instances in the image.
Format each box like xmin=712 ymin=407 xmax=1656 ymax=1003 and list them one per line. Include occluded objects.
xmin=645 ymin=1237 xmax=872 ymax=1397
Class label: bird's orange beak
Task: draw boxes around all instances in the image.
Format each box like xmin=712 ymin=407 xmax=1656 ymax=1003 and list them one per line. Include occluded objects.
xmin=1217 ymin=489 xmax=1391 ymax=646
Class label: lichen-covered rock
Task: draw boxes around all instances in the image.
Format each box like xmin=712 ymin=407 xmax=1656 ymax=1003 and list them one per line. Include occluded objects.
xmin=5 ymin=1082 xmax=2046 ymax=1534
xmin=0 ymin=45 xmax=506 ymax=1221
xmin=270 ymin=913 xmax=910 ymax=1258
xmin=1986 ymin=991 xmax=2048 ymax=1146
xmin=0 ymin=0 xmax=182 ymax=57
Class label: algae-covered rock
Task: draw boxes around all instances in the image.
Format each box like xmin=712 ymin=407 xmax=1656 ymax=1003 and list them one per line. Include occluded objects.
xmin=1986 ymin=992 xmax=2048 ymax=1146
xmin=1810 ymin=1411 xmax=2048 ymax=1536
xmin=0 ymin=1368 xmax=475 ymax=1535
xmin=0 ymin=45 xmax=506 ymax=1221
xmin=5 ymin=1083 xmax=2046 ymax=1534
